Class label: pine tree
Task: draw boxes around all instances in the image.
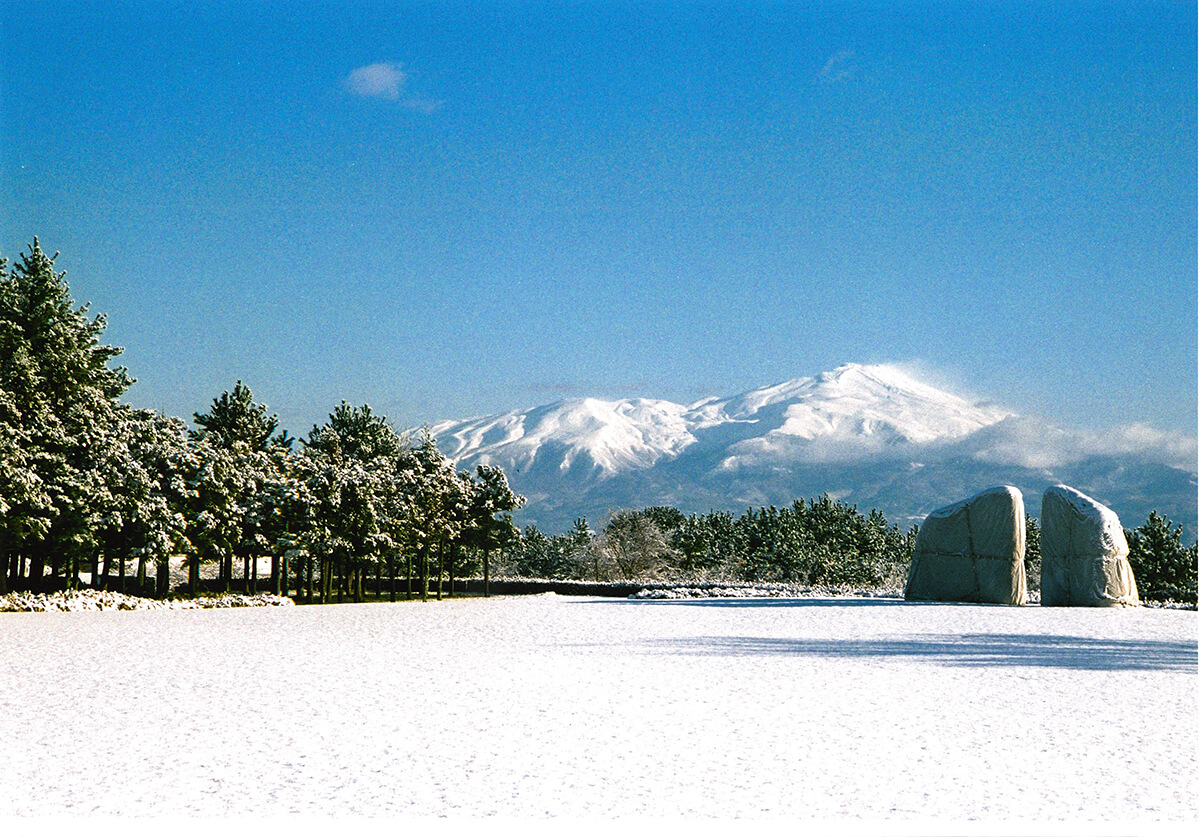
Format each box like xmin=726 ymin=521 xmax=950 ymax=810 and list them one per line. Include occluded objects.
xmin=190 ymin=382 xmax=289 ymax=593
xmin=0 ymin=240 xmax=133 ymax=591
xmin=301 ymin=402 xmax=406 ymax=602
xmin=1126 ymin=511 xmax=1197 ymax=602
xmin=463 ymin=464 xmax=525 ymax=596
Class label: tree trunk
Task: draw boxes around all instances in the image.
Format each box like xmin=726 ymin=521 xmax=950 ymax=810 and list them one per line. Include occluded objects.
xmin=137 ymin=553 xmax=148 ymax=594
xmin=252 ymin=554 xmax=259 ymax=594
xmin=406 ymin=553 xmax=413 ymax=600
xmin=188 ymin=554 xmax=199 ymax=593
xmin=447 ymin=545 xmax=455 ymax=598
xmin=29 ymin=544 xmax=46 ymax=591
xmin=483 ymin=546 xmax=490 ymax=597
xmin=90 ymin=551 xmax=99 ymax=589
xmin=156 ymin=557 xmax=169 ymax=598
xmin=389 ymin=558 xmax=396 ymax=603
xmin=277 ymin=555 xmax=286 ymax=597
xmin=119 ymin=552 xmax=127 ymax=594
xmin=375 ymin=563 xmax=382 ymax=599
xmin=436 ymin=542 xmax=444 ymax=601
xmin=421 ymin=548 xmax=430 ymax=601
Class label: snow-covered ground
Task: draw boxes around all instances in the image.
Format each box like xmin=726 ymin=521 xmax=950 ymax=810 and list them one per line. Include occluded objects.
xmin=0 ymin=594 xmax=1194 ymax=829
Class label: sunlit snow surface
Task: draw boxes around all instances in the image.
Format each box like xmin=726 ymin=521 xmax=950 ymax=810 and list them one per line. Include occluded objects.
xmin=0 ymin=595 xmax=1195 ymax=823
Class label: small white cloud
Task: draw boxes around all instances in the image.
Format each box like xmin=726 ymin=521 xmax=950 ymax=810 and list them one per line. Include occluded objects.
xmin=345 ymin=62 xmax=408 ymax=100
xmin=819 ymin=50 xmax=857 ymax=83
xmin=402 ymin=97 xmax=444 ymax=113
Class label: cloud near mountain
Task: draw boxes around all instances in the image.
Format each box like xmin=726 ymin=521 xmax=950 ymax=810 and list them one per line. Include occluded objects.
xmin=961 ymin=415 xmax=1198 ymax=472
xmin=425 ymin=363 xmax=1197 ymax=537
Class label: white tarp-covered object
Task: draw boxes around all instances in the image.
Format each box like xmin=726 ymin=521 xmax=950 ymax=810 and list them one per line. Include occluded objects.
xmin=1040 ymin=484 xmax=1140 ymax=607
xmin=904 ymin=485 xmax=1027 ymax=605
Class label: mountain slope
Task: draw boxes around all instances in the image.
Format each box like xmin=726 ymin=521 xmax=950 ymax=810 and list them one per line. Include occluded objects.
xmin=427 ymin=363 xmax=1197 ymax=539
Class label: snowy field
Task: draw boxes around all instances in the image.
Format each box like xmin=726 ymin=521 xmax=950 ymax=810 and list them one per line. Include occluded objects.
xmin=0 ymin=593 xmax=1195 ymax=832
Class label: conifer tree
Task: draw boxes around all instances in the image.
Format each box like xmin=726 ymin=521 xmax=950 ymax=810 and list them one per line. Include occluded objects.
xmin=301 ymin=402 xmax=406 ymax=602
xmin=0 ymin=240 xmax=134 ymax=591
xmin=463 ymin=464 xmax=525 ymax=596
xmin=1126 ymin=511 xmax=1198 ymax=601
xmin=190 ymin=382 xmax=288 ymax=592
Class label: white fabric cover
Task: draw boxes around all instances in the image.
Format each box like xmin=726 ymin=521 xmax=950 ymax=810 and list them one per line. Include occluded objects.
xmin=904 ymin=485 xmax=1027 ymax=605
xmin=1040 ymin=485 xmax=1139 ymax=608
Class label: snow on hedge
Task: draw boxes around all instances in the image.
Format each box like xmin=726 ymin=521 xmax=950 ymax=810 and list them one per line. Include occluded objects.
xmin=0 ymin=588 xmax=294 ymax=612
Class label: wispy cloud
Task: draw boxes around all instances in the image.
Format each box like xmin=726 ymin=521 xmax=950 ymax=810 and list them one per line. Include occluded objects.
xmin=344 ymin=62 xmax=443 ymax=111
xmin=819 ymin=50 xmax=857 ymax=84
xmin=964 ymin=416 xmax=1198 ymax=472
xmin=345 ymin=62 xmax=407 ymax=99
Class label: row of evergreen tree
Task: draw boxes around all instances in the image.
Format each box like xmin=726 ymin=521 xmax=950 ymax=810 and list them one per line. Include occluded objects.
xmin=507 ymin=500 xmax=917 ymax=589
xmin=1 ymin=241 xmax=523 ymax=600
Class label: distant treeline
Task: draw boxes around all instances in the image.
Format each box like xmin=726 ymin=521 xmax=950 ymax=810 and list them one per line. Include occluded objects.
xmin=504 ymin=501 xmax=917 ymax=590
xmin=2 ymin=240 xmax=1194 ymax=604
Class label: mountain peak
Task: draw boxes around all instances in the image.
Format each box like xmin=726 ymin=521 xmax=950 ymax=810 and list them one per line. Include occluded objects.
xmin=431 ymin=363 xmax=1012 ymax=475
xmin=423 ymin=364 xmax=1195 ymax=537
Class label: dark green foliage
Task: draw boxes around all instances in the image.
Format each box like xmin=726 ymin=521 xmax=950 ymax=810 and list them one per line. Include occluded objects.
xmin=1126 ymin=511 xmax=1198 ymax=602
xmin=193 ymin=381 xmax=281 ymax=451
xmin=1024 ymin=515 xmax=1041 ymax=592
xmin=669 ymin=510 xmax=739 ymax=574
xmin=508 ymin=494 xmax=917 ymax=587
xmin=510 ymin=525 xmax=574 ymax=579
xmin=0 ymin=240 xmax=151 ymax=592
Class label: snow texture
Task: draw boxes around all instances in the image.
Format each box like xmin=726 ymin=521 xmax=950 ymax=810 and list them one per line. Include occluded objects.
xmin=0 ymin=594 xmax=1194 ymax=825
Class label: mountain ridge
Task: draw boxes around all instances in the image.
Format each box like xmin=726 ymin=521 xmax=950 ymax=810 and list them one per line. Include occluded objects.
xmin=425 ymin=363 xmax=1197 ymax=538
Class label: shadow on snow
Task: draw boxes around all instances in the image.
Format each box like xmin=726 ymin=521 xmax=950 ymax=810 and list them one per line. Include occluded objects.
xmin=569 ymin=597 xmax=1197 ymax=670
xmin=635 ymin=633 xmax=1197 ymax=672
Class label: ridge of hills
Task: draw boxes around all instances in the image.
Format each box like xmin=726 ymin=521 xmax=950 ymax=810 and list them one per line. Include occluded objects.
xmin=426 ymin=364 xmax=1198 ymax=539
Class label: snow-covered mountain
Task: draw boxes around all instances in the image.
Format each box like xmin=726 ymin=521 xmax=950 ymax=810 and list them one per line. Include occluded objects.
xmin=427 ymin=363 xmax=1198 ymax=538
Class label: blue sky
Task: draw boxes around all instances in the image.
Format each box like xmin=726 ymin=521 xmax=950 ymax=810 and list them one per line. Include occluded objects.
xmin=1 ymin=1 xmax=1195 ymax=442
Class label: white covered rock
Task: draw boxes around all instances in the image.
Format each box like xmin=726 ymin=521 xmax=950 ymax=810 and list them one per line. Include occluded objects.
xmin=1040 ymin=485 xmax=1139 ymax=607
xmin=904 ymin=485 xmax=1027 ymax=605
